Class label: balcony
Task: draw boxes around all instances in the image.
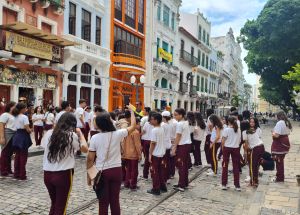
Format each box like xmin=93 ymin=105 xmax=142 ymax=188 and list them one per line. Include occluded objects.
xmin=179 ymin=82 xmax=188 ymax=94
xmin=113 ymin=53 xmax=145 ymax=69
xmin=180 ymin=50 xmax=198 ymax=67
xmin=63 ymin=34 xmax=110 ymax=63
xmin=153 ymin=58 xmax=179 ymax=80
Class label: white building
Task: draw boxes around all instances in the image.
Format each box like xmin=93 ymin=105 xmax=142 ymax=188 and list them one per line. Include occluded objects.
xmin=62 ymin=0 xmax=111 ymax=109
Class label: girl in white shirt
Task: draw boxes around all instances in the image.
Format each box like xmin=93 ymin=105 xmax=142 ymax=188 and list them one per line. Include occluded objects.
xmin=221 ymin=117 xmax=241 ymax=191
xmin=32 ymin=106 xmax=44 ymax=146
xmin=83 ymin=106 xmax=91 ymax=140
xmin=187 ymin=112 xmax=195 ymax=170
xmin=243 ymin=118 xmax=264 ymax=187
xmin=271 ymin=111 xmax=292 ymax=182
xmin=44 ymin=108 xmax=55 ymax=131
xmin=87 ymin=108 xmax=136 ymax=215
xmin=89 ymin=105 xmax=105 ymax=138
xmin=42 ymin=112 xmax=88 ymax=215
xmin=193 ymin=112 xmax=206 ymax=167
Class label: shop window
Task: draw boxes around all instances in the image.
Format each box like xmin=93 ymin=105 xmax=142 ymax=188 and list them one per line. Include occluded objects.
xmin=95 ymin=70 xmax=101 ymax=85
xmin=41 ymin=22 xmax=52 ymax=34
xmin=96 ymin=16 xmax=101 ymax=45
xmin=161 ymin=78 xmax=167 ymax=88
xmin=94 ymin=89 xmax=101 ymax=106
xmin=69 ymin=2 xmax=76 ymax=35
xmin=138 ymin=0 xmax=144 ymax=33
xmin=80 ymin=87 xmax=91 ymax=106
xmin=81 ymin=63 xmax=91 ymax=84
xmin=115 ymin=0 xmax=122 ymax=21
xmin=125 ymin=0 xmax=136 ymax=28
xmin=82 ymin=9 xmax=91 ymax=41
xmin=68 ymin=65 xmax=77 ymax=82
xmin=2 ymin=7 xmax=17 ymax=24
xmin=67 ymin=85 xmax=77 ymax=108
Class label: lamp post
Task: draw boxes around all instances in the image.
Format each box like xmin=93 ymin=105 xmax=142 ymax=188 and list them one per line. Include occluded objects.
xmin=130 ymin=75 xmax=145 ymax=104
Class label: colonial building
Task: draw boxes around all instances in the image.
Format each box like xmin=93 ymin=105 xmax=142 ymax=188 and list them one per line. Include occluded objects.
xmin=0 ymin=0 xmax=73 ymax=107
xmin=62 ymin=0 xmax=111 ymax=109
xmin=109 ymin=0 xmax=146 ymax=111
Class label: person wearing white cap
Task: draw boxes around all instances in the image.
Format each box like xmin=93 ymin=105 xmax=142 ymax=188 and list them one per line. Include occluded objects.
xmin=161 ymin=111 xmax=172 ymax=183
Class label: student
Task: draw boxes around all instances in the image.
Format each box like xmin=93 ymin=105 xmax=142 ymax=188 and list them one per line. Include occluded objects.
xmin=243 ymin=118 xmax=264 ymax=187
xmin=221 ymin=117 xmax=241 ymax=191
xmin=44 ymin=107 xmax=55 ymax=131
xmin=0 ymin=102 xmax=16 ymax=177
xmin=218 ymin=116 xmax=228 ymax=160
xmin=54 ymin=101 xmax=71 ymax=126
xmin=271 ymin=111 xmax=292 ymax=182
xmin=140 ymin=107 xmax=151 ymax=128
xmin=187 ymin=112 xmax=195 ymax=170
xmin=42 ymin=113 xmax=88 ymax=215
xmin=75 ymin=99 xmax=86 ymax=156
xmin=193 ymin=112 xmax=206 ymax=167
xmin=32 ymin=106 xmax=44 ymax=146
xmin=204 ymin=109 xmax=214 ymax=166
xmin=147 ymin=113 xmax=167 ymax=195
xmin=161 ymin=111 xmax=173 ymax=183
xmin=172 ymin=108 xmax=192 ymax=192
xmin=84 ymin=106 xmax=91 ymax=141
xmin=207 ymin=114 xmax=223 ymax=176
xmin=169 ymin=114 xmax=177 ymax=179
xmin=87 ymin=108 xmax=136 ymax=215
xmin=141 ymin=111 xmax=155 ymax=180
xmin=89 ymin=105 xmax=105 ymax=138
xmin=12 ymin=103 xmax=32 ymax=180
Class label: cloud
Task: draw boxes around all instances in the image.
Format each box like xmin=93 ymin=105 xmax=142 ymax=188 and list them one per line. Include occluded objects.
xmin=181 ymin=0 xmax=267 ymax=85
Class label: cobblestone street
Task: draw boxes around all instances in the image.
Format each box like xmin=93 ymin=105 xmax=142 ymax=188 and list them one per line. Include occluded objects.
xmin=0 ymin=122 xmax=299 ymax=215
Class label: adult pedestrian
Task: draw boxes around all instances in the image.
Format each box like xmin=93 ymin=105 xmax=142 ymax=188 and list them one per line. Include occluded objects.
xmin=193 ymin=112 xmax=206 ymax=167
xmin=32 ymin=106 xmax=44 ymax=146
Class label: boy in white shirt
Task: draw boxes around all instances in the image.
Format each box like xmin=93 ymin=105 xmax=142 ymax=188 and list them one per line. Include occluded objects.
xmin=147 ymin=113 xmax=166 ymax=195
xmin=74 ymin=99 xmax=86 ymax=156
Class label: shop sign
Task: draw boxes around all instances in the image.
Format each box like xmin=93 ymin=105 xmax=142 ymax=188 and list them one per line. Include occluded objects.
xmin=158 ymin=48 xmax=173 ymax=62
xmin=4 ymin=31 xmax=62 ymax=63
xmin=0 ymin=65 xmax=56 ymax=89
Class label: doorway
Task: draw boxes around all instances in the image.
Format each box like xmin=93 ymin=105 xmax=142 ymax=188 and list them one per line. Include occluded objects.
xmin=19 ymin=87 xmax=35 ymax=106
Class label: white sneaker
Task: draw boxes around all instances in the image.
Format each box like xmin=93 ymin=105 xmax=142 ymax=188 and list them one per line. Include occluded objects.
xmin=206 ymin=172 xmax=217 ymax=177
xmin=244 ymin=176 xmax=251 ymax=183
xmin=221 ymin=185 xmax=228 ymax=190
xmin=204 ymin=164 xmax=211 ymax=168
xmin=235 ymin=187 xmax=241 ymax=192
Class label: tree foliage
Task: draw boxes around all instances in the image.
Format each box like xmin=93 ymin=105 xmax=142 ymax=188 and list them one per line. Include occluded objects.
xmin=282 ymin=64 xmax=300 ymax=91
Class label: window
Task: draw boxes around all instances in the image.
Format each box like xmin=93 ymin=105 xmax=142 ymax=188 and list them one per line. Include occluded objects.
xmin=201 ymin=53 xmax=205 ymax=67
xmin=163 ymin=5 xmax=170 ymax=27
xmin=125 ymin=0 xmax=136 ymax=28
xmin=191 ymin=102 xmax=194 ymax=111
xmin=201 ymin=77 xmax=204 ymax=92
xmin=206 ymin=56 xmax=209 ymax=69
xmin=171 ymin=12 xmax=175 ymax=30
xmin=115 ymin=0 xmax=122 ymax=21
xmin=161 ymin=78 xmax=168 ymax=88
xmin=68 ymin=65 xmax=77 ymax=82
xmin=180 ymin=40 xmax=184 ymax=58
xmin=162 ymin=41 xmax=169 ymax=64
xmin=3 ymin=7 xmax=17 ymax=25
xmin=138 ymin=0 xmax=144 ymax=33
xmin=94 ymin=89 xmax=101 ymax=106
xmin=69 ymin=3 xmax=76 ymax=35
xmin=177 ymin=100 xmax=181 ymax=108
xmin=95 ymin=70 xmax=101 ymax=85
xmin=196 ymin=76 xmax=200 ymax=91
xmin=203 ymin=29 xmax=206 ymax=43
xmin=156 ymin=38 xmax=160 ymax=59
xmin=96 ymin=16 xmax=101 ymax=45
xmin=191 ymin=47 xmax=194 ymax=57
xmin=207 ymin=33 xmax=210 ymax=45
xmin=198 ymin=50 xmax=201 ymax=65
xmin=170 ymin=46 xmax=174 ymax=65
xmin=205 ymin=79 xmax=208 ymax=92
xmin=82 ymin=9 xmax=91 ymax=41
xmin=41 ymin=22 xmax=52 ymax=34
xmin=81 ymin=63 xmax=91 ymax=84
xmin=198 ymin=25 xmax=202 ymax=41
xmin=157 ymin=1 xmax=161 ymax=21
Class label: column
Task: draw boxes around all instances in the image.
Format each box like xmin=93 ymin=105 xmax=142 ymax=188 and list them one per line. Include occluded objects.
xmin=36 ymin=88 xmax=43 ymax=106
xmin=101 ymin=65 xmax=109 ymax=110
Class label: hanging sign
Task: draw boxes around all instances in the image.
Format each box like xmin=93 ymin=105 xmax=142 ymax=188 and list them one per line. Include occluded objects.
xmin=158 ymin=48 xmax=173 ymax=62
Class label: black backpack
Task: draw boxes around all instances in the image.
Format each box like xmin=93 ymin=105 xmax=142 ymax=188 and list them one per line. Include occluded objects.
xmin=260 ymin=151 xmax=275 ymax=171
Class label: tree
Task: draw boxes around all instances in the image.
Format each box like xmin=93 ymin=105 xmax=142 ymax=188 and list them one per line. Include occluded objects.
xmin=282 ymin=64 xmax=300 ymax=91
xmin=231 ymin=95 xmax=242 ymax=108
xmin=239 ymin=0 xmax=300 ymax=113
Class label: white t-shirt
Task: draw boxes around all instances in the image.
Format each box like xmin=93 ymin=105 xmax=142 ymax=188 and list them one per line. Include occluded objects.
xmin=170 ymin=119 xmax=177 ymax=141
xmin=210 ymin=127 xmax=222 ymax=143
xmin=140 ymin=116 xmax=148 ymax=128
xmin=15 ymin=114 xmax=29 ymax=129
xmin=89 ymin=113 xmax=97 ymax=131
xmin=242 ymin=128 xmax=263 ymax=149
xmin=32 ymin=113 xmax=44 ymax=126
xmin=0 ymin=112 xmax=16 ymax=131
xmin=273 ymin=120 xmax=290 ymax=135
xmin=42 ymin=130 xmax=80 ymax=171
xmin=222 ymin=127 xmax=241 ymax=148
xmin=45 ymin=113 xmax=55 ymax=125
xmin=55 ymin=110 xmax=66 ymax=124
xmin=75 ymin=107 xmax=84 ymax=128
xmin=205 ymin=118 xmax=212 ymax=135
xmin=193 ymin=124 xmax=205 ymax=141
xmin=176 ymin=120 xmax=192 ymax=145
xmin=161 ymin=122 xmax=172 ymax=149
xmin=150 ymin=127 xmax=166 ymax=157
xmin=89 ymin=129 xmax=128 ymax=171
xmin=84 ymin=111 xmax=91 ymax=123
xmin=141 ymin=121 xmax=153 ymax=141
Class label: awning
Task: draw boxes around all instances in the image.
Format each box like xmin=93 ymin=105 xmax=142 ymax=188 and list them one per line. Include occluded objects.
xmin=0 ymin=22 xmax=76 ymax=47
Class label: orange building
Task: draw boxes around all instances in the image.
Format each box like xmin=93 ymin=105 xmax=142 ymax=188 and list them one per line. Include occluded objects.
xmin=109 ymin=0 xmax=146 ymax=111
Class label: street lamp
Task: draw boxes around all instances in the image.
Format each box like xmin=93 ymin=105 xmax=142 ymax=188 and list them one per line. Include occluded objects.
xmin=130 ymin=75 xmax=145 ymax=104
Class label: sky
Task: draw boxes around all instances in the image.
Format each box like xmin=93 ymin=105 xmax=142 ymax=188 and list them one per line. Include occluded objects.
xmin=181 ymin=0 xmax=268 ymax=86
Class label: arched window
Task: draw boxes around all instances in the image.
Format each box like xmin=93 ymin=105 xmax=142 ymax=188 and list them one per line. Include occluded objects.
xmin=161 ymin=78 xmax=167 ymax=88
xmin=95 ymin=70 xmax=101 ymax=85
xmin=68 ymin=65 xmax=77 ymax=81
xmin=155 ymin=79 xmax=159 ymax=87
xmin=81 ymin=63 xmax=91 ymax=84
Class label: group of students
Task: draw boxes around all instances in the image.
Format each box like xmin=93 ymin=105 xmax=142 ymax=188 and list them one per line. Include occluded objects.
xmin=0 ymin=100 xmax=292 ymax=215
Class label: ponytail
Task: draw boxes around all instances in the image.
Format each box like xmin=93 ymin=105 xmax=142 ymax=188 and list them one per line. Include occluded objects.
xmin=12 ymin=103 xmax=27 ymax=116
xmin=228 ymin=116 xmax=238 ymax=133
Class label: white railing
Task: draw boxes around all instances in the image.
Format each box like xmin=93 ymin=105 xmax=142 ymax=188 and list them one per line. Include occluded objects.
xmin=63 ymin=34 xmax=111 ymax=59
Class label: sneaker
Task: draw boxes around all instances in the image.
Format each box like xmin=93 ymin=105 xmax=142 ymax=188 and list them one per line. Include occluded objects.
xmin=235 ymin=187 xmax=241 ymax=192
xmin=160 ymin=186 xmax=168 ymax=193
xmin=173 ymin=186 xmax=185 ymax=192
xmin=147 ymin=189 xmax=160 ymax=195
xmin=206 ymin=172 xmax=217 ymax=177
xmin=221 ymin=185 xmax=228 ymax=190
xmin=204 ymin=164 xmax=211 ymax=168
xmin=244 ymin=176 xmax=251 ymax=183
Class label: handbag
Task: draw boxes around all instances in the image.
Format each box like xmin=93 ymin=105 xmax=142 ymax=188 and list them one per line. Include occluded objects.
xmin=93 ymin=133 xmax=112 ymax=199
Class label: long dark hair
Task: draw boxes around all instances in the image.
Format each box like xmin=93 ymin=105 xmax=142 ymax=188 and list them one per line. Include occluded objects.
xmin=12 ymin=103 xmax=27 ymax=116
xmin=47 ymin=113 xmax=77 ymax=163
xmin=277 ymin=111 xmax=292 ymax=130
xmin=195 ymin=112 xmax=206 ymax=129
xmin=95 ymin=112 xmax=116 ymax=132
xmin=34 ymin=106 xmax=44 ymax=114
xmin=246 ymin=117 xmax=260 ymax=134
xmin=228 ymin=116 xmax=238 ymax=133
xmin=187 ymin=111 xmax=195 ymax=126
xmin=209 ymin=114 xmax=223 ymax=129
xmin=4 ymin=101 xmax=16 ymax=113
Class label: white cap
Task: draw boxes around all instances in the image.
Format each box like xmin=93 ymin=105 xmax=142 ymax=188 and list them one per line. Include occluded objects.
xmin=161 ymin=111 xmax=171 ymax=117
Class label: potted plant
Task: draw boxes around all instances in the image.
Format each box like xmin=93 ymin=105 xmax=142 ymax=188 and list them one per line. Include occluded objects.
xmin=40 ymin=0 xmax=50 ymax=8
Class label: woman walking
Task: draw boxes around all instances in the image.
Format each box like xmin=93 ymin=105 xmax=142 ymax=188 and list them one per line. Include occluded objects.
xmin=193 ymin=112 xmax=206 ymax=167
xmin=42 ymin=112 xmax=88 ymax=215
xmin=0 ymin=102 xmax=16 ymax=177
xmin=271 ymin=111 xmax=292 ymax=182
xmin=87 ymin=107 xmax=136 ymax=215
xmin=32 ymin=106 xmax=44 ymax=146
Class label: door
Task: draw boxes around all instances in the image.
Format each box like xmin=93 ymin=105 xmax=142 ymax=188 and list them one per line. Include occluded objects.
xmin=67 ymin=85 xmax=77 ymax=109
xmin=80 ymin=87 xmax=91 ymax=106
xmin=43 ymin=90 xmax=53 ymax=109
xmin=94 ymin=89 xmax=101 ymax=106
xmin=0 ymin=85 xmax=10 ymax=102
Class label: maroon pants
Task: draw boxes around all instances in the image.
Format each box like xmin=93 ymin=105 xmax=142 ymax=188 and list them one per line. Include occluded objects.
xmin=121 ymin=159 xmax=126 ymax=182
xmin=273 ymin=154 xmax=286 ymax=182
xmin=14 ymin=149 xmax=28 ymax=180
xmin=34 ymin=125 xmax=44 ymax=146
xmin=193 ymin=140 xmax=202 ymax=165
xmin=204 ymin=135 xmax=212 ymax=165
xmin=90 ymin=130 xmax=99 ymax=138
xmin=249 ymin=145 xmax=265 ymax=185
xmin=176 ymin=144 xmax=191 ymax=188
xmin=169 ymin=155 xmax=176 ymax=177
xmin=124 ymin=159 xmax=138 ymax=189
xmin=222 ymin=147 xmax=240 ymax=187
xmin=162 ymin=149 xmax=171 ymax=183
xmin=84 ymin=122 xmax=90 ymax=141
xmin=211 ymin=142 xmax=221 ymax=174
xmin=99 ymin=167 xmax=122 ymax=215
xmin=44 ymin=169 xmax=74 ymax=215
xmin=150 ymin=156 xmax=165 ymax=191
xmin=142 ymin=140 xmax=151 ymax=178
xmin=0 ymin=139 xmax=13 ymax=176
xmin=44 ymin=124 xmax=53 ymax=131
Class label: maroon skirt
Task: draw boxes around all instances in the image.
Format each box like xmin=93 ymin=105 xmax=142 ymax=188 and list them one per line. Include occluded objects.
xmin=271 ymin=135 xmax=290 ymax=155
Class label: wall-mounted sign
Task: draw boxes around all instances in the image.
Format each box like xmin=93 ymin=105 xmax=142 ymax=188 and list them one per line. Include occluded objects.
xmin=158 ymin=48 xmax=173 ymax=62
xmin=4 ymin=31 xmax=62 ymax=63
